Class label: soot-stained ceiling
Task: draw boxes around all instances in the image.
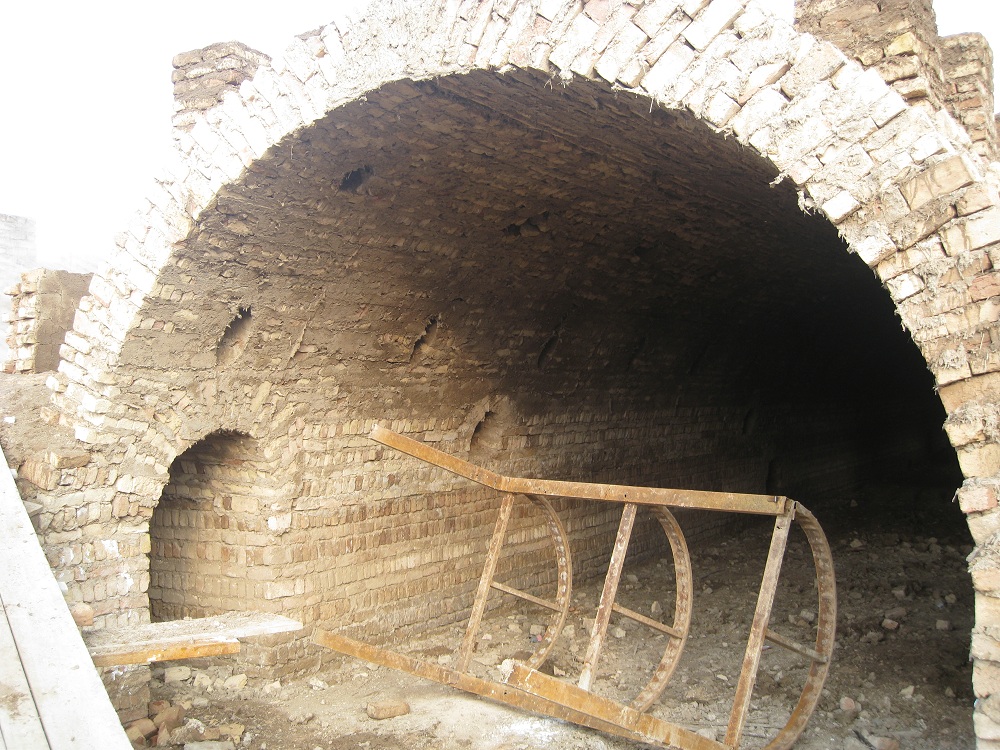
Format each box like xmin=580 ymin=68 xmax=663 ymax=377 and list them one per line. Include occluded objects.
xmin=150 ymin=68 xmax=957 ymax=496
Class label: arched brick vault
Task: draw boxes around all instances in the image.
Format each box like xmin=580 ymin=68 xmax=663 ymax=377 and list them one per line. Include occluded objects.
xmin=36 ymin=0 xmax=1000 ymax=739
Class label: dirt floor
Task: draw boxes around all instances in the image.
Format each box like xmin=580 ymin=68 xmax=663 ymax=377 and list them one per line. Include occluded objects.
xmin=143 ymin=480 xmax=976 ymax=750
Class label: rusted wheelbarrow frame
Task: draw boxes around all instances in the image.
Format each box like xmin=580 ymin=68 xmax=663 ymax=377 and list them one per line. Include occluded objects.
xmin=314 ymin=425 xmax=836 ymax=749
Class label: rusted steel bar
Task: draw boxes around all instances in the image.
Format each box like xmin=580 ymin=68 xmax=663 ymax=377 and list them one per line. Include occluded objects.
xmin=507 ymin=662 xmax=727 ymax=750
xmin=358 ymin=425 xmax=836 ymax=750
xmin=630 ymin=506 xmax=693 ymax=711
xmin=579 ymin=503 xmax=637 ymax=691
xmin=520 ymin=494 xmax=573 ymax=671
xmin=612 ymin=602 xmax=684 ymax=639
xmin=764 ymin=629 xmax=828 ymax=664
xmin=763 ymin=506 xmax=836 ymax=750
xmin=85 ymin=612 xmax=302 ymax=667
xmin=457 ymin=493 xmax=516 ymax=672
xmin=371 ymin=426 xmax=788 ymax=516
xmin=313 ymin=630 xmax=666 ymax=746
xmin=90 ymin=639 xmax=241 ymax=668
xmin=491 ymin=581 xmax=561 ymax=612
xmin=725 ymin=505 xmax=795 ymax=747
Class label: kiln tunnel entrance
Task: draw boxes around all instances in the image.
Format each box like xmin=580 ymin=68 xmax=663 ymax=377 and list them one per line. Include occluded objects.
xmin=148 ymin=69 xmax=973 ymax=742
xmin=191 ymin=68 xmax=966 ymax=517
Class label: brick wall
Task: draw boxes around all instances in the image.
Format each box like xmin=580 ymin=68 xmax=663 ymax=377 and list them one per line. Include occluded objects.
xmin=4 ymin=269 xmax=92 ymax=373
xmin=3 ymin=2 xmax=999 ymax=743
xmin=0 ymin=214 xmax=37 ymax=362
xmin=171 ymin=42 xmax=270 ymax=132
xmin=34 ymin=66 xmax=950 ymax=649
xmin=797 ymin=0 xmax=998 ymax=159
xmin=940 ymin=33 xmax=998 ymax=160
xmin=115 ymin=63 xmax=947 ymax=664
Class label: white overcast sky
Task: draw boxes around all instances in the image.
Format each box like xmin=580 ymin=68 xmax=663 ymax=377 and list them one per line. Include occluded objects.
xmin=0 ymin=0 xmax=997 ymax=272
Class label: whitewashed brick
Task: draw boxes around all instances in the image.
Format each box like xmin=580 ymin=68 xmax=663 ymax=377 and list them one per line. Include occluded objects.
xmin=730 ymin=87 xmax=788 ymax=140
xmin=549 ymin=13 xmax=599 ymax=71
xmin=682 ymin=0 xmax=742 ymax=51
xmin=822 ymin=190 xmax=860 ymax=222
xmin=942 ymin=208 xmax=1000 ymax=255
xmin=640 ymin=39 xmax=696 ymax=99
xmin=633 ymin=0 xmax=683 ymax=38
xmin=595 ymin=22 xmax=648 ymax=83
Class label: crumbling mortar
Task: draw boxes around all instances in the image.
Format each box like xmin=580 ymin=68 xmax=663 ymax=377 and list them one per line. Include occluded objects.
xmin=949 ymin=400 xmax=1000 ymax=444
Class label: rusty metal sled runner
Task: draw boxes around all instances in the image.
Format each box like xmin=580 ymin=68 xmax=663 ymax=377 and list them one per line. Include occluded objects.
xmin=313 ymin=426 xmax=836 ymax=750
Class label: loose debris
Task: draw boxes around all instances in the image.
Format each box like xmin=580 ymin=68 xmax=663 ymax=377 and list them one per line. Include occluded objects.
xmin=144 ymin=485 xmax=974 ymax=749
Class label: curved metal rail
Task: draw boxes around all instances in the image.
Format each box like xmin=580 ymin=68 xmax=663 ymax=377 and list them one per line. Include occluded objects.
xmin=762 ymin=506 xmax=837 ymax=750
xmin=631 ymin=506 xmax=693 ymax=712
xmin=312 ymin=425 xmax=837 ymax=750
xmin=454 ymin=492 xmax=573 ymax=673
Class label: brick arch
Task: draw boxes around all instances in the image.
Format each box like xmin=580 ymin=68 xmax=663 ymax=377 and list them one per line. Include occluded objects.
xmin=57 ymin=1 xmax=994 ymax=444
xmin=45 ymin=0 xmax=1000 ymax=740
xmin=150 ymin=430 xmax=269 ymax=621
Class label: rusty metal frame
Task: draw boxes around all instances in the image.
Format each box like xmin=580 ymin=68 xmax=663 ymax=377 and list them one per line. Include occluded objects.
xmin=313 ymin=425 xmax=836 ymax=750
xmin=456 ymin=491 xmax=573 ymax=673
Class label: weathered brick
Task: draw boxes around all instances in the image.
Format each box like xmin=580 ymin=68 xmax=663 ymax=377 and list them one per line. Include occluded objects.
xmin=943 ymin=208 xmax=1000 ymax=255
xmin=972 ymin=273 xmax=1000 ymax=302
xmin=682 ymin=0 xmax=741 ymax=51
xmin=901 ymin=155 xmax=977 ymax=210
xmin=963 ymin=485 xmax=1000 ymax=514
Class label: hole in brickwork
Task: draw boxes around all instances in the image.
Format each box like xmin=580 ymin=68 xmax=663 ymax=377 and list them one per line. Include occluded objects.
xmin=626 ymin=335 xmax=646 ymax=371
xmin=537 ymin=330 xmax=559 ymax=369
xmin=765 ymin=458 xmax=782 ymax=496
xmin=503 ymin=212 xmax=549 ymax=237
xmin=339 ymin=165 xmax=373 ymax=193
xmin=290 ymin=323 xmax=315 ymax=362
xmin=409 ymin=315 xmax=440 ymax=363
xmin=686 ymin=343 xmax=709 ymax=375
xmin=469 ymin=411 xmax=501 ymax=456
xmin=468 ymin=399 xmax=516 ymax=459
xmin=216 ymin=306 xmax=252 ymax=367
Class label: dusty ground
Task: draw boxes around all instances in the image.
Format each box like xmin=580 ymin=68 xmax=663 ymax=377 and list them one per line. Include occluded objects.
xmin=146 ymin=480 xmax=975 ymax=750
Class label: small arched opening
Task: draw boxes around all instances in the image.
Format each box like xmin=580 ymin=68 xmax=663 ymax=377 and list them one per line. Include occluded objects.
xmin=148 ymin=430 xmax=265 ymax=622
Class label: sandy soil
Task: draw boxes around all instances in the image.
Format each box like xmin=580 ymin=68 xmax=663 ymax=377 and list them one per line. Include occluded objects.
xmin=146 ymin=480 xmax=976 ymax=750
